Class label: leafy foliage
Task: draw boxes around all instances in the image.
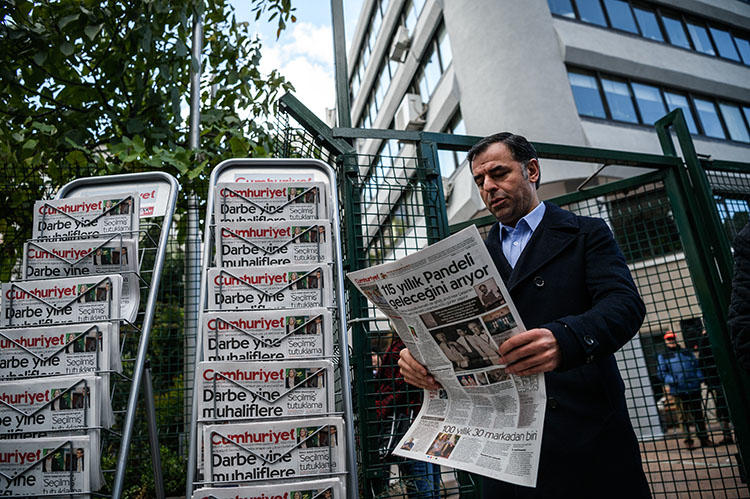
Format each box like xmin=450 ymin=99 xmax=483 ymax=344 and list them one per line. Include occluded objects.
xmin=0 ymin=0 xmax=295 ymax=279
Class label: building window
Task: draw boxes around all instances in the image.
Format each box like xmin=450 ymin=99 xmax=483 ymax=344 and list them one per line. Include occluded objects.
xmin=438 ymin=110 xmax=466 ymax=178
xmin=411 ymin=23 xmax=453 ymax=102
xmin=568 ymin=71 xmax=606 ymax=118
xmin=568 ymin=67 xmax=750 ymax=143
xmin=549 ymin=0 xmax=750 ymax=66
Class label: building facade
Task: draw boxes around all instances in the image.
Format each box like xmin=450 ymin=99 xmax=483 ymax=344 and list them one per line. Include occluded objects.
xmin=345 ymin=0 xmax=750 ymax=223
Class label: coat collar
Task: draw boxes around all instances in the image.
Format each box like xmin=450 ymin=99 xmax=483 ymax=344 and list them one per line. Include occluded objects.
xmin=485 ymin=202 xmax=579 ymax=290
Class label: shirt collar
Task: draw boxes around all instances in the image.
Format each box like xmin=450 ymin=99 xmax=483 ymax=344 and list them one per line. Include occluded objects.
xmin=500 ymin=201 xmax=546 ymax=235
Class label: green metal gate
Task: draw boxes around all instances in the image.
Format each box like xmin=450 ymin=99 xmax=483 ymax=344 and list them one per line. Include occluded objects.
xmin=272 ymin=94 xmax=750 ymax=498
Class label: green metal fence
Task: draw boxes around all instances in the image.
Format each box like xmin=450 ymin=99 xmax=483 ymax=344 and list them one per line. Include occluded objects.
xmin=272 ymin=93 xmax=750 ymax=498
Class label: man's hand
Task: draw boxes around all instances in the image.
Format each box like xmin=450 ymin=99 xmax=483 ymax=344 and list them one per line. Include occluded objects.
xmin=398 ymin=348 xmax=441 ymax=390
xmin=499 ymin=328 xmax=561 ymax=376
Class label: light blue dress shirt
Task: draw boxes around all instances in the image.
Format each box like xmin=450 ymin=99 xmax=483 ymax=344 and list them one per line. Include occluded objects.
xmin=500 ymin=202 xmax=546 ymax=268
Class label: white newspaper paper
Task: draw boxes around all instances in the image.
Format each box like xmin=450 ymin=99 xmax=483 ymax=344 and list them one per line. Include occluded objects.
xmin=192 ymin=477 xmax=345 ymax=499
xmin=0 ymin=374 xmax=112 ymax=437
xmin=32 ymin=194 xmax=139 ymax=241
xmin=202 ymin=309 xmax=333 ymax=361
xmin=22 ymin=238 xmax=139 ymax=322
xmin=207 ymin=265 xmax=332 ymax=311
xmin=197 ymin=360 xmax=335 ymax=422
xmin=214 ymin=182 xmax=328 ymax=223
xmin=0 ymin=434 xmax=101 ymax=495
xmin=215 ymin=220 xmax=332 ymax=267
xmin=348 ymin=226 xmax=546 ymax=487
xmin=203 ymin=417 xmax=344 ymax=485
xmin=1 ymin=274 xmax=124 ymax=327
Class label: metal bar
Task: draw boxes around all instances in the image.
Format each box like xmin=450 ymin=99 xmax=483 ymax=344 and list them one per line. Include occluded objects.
xmin=143 ymin=365 xmax=165 ymax=499
xmin=333 ymin=127 xmax=422 ymax=141
xmin=418 ymin=139 xmax=451 ymax=242
xmin=330 ymin=0 xmax=352 ymax=129
xmin=701 ymin=159 xmax=750 ymax=174
xmin=279 ymin=93 xmax=355 ymax=155
xmin=56 ymin=171 xmax=180 ymax=499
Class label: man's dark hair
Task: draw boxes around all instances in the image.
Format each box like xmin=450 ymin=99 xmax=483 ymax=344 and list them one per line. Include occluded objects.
xmin=467 ymin=132 xmax=540 ymax=188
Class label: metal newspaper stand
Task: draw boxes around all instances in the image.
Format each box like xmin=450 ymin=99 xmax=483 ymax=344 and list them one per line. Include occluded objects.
xmin=186 ymin=159 xmax=357 ymax=498
xmin=51 ymin=172 xmax=179 ymax=499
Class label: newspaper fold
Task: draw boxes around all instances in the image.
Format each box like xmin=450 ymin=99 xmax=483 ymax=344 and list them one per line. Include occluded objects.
xmin=215 ymin=182 xmax=329 ymax=223
xmin=201 ymin=309 xmax=333 ymax=361
xmin=192 ymin=477 xmax=345 ymax=499
xmin=32 ymin=194 xmax=139 ymax=242
xmin=1 ymin=275 xmax=124 ymax=327
xmin=347 ymin=225 xmax=546 ymax=487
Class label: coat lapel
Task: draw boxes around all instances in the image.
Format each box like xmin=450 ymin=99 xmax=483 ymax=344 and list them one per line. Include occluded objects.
xmin=508 ymin=203 xmax=579 ymax=290
xmin=485 ymin=222 xmax=513 ymax=284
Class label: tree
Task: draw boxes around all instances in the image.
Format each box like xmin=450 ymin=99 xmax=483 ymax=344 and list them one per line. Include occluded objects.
xmin=0 ymin=0 xmax=295 ymax=277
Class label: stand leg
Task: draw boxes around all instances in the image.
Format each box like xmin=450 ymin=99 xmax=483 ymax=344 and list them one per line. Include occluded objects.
xmin=144 ymin=365 xmax=166 ymax=499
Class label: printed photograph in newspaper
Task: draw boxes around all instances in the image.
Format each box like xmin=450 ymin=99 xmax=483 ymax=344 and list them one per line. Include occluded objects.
xmin=1 ymin=275 xmax=124 ymax=327
xmin=32 ymin=194 xmax=140 ymax=241
xmin=214 ymin=182 xmax=328 ymax=223
xmin=201 ymin=309 xmax=333 ymax=361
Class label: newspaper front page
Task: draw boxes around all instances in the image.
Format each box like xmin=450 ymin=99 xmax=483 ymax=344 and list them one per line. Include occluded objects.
xmin=0 ymin=323 xmax=120 ymax=381
xmin=348 ymin=226 xmax=546 ymax=487
xmin=32 ymin=194 xmax=139 ymax=241
xmin=215 ymin=220 xmax=332 ymax=267
xmin=0 ymin=434 xmax=101 ymax=495
xmin=207 ymin=265 xmax=332 ymax=311
xmin=22 ymin=238 xmax=139 ymax=323
xmin=214 ymin=182 xmax=328 ymax=223
xmin=202 ymin=417 xmax=344 ymax=485
xmin=1 ymin=275 xmax=124 ymax=327
xmin=0 ymin=374 xmax=112 ymax=438
xmin=202 ymin=309 xmax=333 ymax=361
xmin=197 ymin=360 xmax=335 ymax=421
xmin=192 ymin=477 xmax=345 ymax=499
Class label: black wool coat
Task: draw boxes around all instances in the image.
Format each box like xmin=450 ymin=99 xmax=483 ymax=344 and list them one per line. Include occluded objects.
xmin=481 ymin=202 xmax=651 ymax=499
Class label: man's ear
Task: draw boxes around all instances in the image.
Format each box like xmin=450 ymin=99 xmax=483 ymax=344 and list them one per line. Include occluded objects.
xmin=527 ymin=159 xmax=540 ymax=184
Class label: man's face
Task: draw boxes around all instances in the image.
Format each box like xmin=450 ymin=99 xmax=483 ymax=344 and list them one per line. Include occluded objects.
xmin=479 ymin=284 xmax=487 ymax=294
xmin=666 ymin=337 xmax=677 ymax=349
xmin=471 ymin=142 xmax=540 ymax=227
xmin=457 ymin=328 xmax=466 ymax=337
xmin=436 ymin=332 xmax=446 ymax=343
xmin=469 ymin=323 xmax=481 ymax=335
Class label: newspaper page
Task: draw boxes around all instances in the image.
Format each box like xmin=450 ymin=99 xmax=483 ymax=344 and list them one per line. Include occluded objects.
xmin=0 ymin=323 xmax=120 ymax=380
xmin=1 ymin=275 xmax=124 ymax=327
xmin=0 ymin=434 xmax=101 ymax=495
xmin=22 ymin=238 xmax=139 ymax=323
xmin=215 ymin=220 xmax=332 ymax=267
xmin=347 ymin=225 xmax=545 ymax=487
xmin=197 ymin=360 xmax=335 ymax=422
xmin=214 ymin=182 xmax=328 ymax=223
xmin=192 ymin=477 xmax=345 ymax=499
xmin=207 ymin=265 xmax=332 ymax=311
xmin=202 ymin=417 xmax=344 ymax=485
xmin=202 ymin=309 xmax=333 ymax=361
xmin=0 ymin=374 xmax=112 ymax=438
xmin=32 ymin=193 xmax=140 ymax=241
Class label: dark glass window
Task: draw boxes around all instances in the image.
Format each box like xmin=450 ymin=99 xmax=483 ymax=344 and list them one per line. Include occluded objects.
xmin=569 ymin=72 xmax=606 ymax=118
xmin=718 ymin=103 xmax=750 ymax=142
xmin=632 ymin=83 xmax=666 ymax=125
xmin=686 ymin=22 xmax=715 ymax=55
xmin=601 ymin=78 xmax=638 ymax=123
xmin=603 ymin=0 xmax=638 ymax=34
xmin=744 ymin=107 xmax=750 ymax=130
xmin=694 ymin=98 xmax=725 ymax=138
xmin=709 ymin=28 xmax=741 ymax=61
xmin=576 ymin=0 xmax=607 ymax=26
xmin=438 ymin=111 xmax=466 ymax=178
xmin=548 ymin=0 xmax=575 ymax=17
xmin=736 ymin=37 xmax=750 ymax=65
xmin=664 ymin=92 xmax=698 ymax=134
xmin=663 ymin=16 xmax=691 ymax=49
xmin=633 ymin=7 xmax=663 ymax=41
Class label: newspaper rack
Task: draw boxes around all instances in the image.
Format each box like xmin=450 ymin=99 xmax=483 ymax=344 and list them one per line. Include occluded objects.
xmin=186 ymin=159 xmax=357 ymax=498
xmin=50 ymin=172 xmax=179 ymax=499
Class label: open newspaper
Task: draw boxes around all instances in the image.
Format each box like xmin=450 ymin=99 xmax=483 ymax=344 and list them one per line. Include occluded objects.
xmin=202 ymin=417 xmax=344 ymax=485
xmin=0 ymin=434 xmax=101 ymax=495
xmin=33 ymin=194 xmax=139 ymax=242
xmin=1 ymin=274 xmax=124 ymax=327
xmin=192 ymin=477 xmax=345 ymax=499
xmin=22 ymin=238 xmax=139 ymax=323
xmin=348 ymin=225 xmax=546 ymax=487
xmin=202 ymin=309 xmax=333 ymax=361
xmin=214 ymin=182 xmax=328 ymax=223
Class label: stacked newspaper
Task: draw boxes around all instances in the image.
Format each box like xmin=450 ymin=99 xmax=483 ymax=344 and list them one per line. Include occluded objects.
xmin=33 ymin=194 xmax=139 ymax=242
xmin=214 ymin=182 xmax=328 ymax=223
xmin=192 ymin=477 xmax=345 ymax=499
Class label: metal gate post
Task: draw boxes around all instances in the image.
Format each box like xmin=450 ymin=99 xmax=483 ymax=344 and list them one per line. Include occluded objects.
xmin=656 ymin=109 xmax=750 ymax=481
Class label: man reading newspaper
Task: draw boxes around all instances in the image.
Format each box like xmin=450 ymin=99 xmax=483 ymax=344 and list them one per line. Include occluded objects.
xmin=398 ymin=133 xmax=650 ymax=497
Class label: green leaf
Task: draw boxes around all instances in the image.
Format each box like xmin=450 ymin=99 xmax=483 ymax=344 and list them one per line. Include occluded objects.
xmin=84 ymin=24 xmax=103 ymax=41
xmin=65 ymin=150 xmax=87 ymax=167
xmin=32 ymin=51 xmax=47 ymax=66
xmin=126 ymin=119 xmax=145 ymax=134
xmin=58 ymin=14 xmax=79 ymax=30
xmin=22 ymin=139 xmax=38 ymax=150
xmin=60 ymin=42 xmax=74 ymax=57
xmin=32 ymin=122 xmax=57 ymax=134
